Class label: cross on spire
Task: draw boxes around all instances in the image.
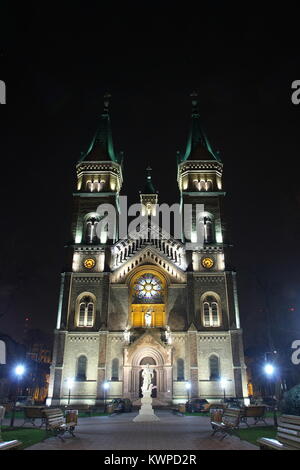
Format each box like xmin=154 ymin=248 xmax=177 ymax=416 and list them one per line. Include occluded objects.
xmin=190 ymin=91 xmax=199 ymax=114
xmin=103 ymin=92 xmax=111 ymax=112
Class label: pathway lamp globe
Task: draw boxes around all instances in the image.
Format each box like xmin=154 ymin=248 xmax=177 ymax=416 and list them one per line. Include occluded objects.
xmin=264 ymin=363 xmax=275 ymax=376
xmin=15 ymin=365 xmax=25 ymax=377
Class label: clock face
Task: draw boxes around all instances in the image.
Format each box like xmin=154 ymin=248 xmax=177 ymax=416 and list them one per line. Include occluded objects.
xmin=84 ymin=258 xmax=95 ymax=269
xmin=202 ymin=257 xmax=214 ymax=269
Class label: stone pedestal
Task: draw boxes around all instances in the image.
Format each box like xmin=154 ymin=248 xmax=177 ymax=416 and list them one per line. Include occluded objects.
xmin=133 ymin=391 xmax=160 ymax=422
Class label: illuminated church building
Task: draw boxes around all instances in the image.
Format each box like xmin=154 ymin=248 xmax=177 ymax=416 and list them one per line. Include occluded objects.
xmin=48 ymin=95 xmax=248 ymax=406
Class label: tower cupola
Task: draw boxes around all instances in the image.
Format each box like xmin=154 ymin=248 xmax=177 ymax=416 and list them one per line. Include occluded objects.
xmin=76 ymin=93 xmax=123 ymax=194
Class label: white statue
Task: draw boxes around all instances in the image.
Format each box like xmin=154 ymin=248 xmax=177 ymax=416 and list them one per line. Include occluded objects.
xmin=165 ymin=325 xmax=172 ymax=344
xmin=141 ymin=364 xmax=153 ymax=393
xmin=124 ymin=327 xmax=130 ymax=343
xmin=144 ymin=308 xmax=153 ymax=327
xmin=133 ymin=363 xmax=159 ymax=422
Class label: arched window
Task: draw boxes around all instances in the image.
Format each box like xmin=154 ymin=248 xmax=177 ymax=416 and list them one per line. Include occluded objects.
xmin=78 ymin=303 xmax=86 ymax=326
xmin=111 ymin=358 xmax=119 ymax=381
xmin=201 ymin=293 xmax=221 ymax=327
xmin=206 ymin=180 xmax=213 ymax=191
xmin=85 ymin=216 xmax=100 ymax=243
xmin=198 ymin=212 xmax=215 ymax=244
xmin=77 ymin=295 xmax=95 ymax=327
xmin=76 ymin=355 xmax=87 ymax=381
xmin=203 ymin=302 xmax=211 ymax=327
xmin=203 ymin=216 xmax=213 ymax=243
xmin=177 ymin=358 xmax=185 ymax=381
xmin=200 ymin=180 xmax=206 ymax=191
xmin=209 ymin=355 xmax=220 ymax=381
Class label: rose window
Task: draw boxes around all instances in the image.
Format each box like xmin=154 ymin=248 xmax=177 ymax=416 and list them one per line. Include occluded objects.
xmin=134 ymin=274 xmax=162 ymax=302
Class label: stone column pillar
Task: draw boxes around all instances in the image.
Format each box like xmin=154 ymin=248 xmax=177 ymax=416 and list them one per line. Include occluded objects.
xmin=188 ymin=326 xmax=199 ymax=398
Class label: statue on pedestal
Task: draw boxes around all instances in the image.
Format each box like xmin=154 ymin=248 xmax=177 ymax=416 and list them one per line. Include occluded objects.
xmin=133 ymin=363 xmax=159 ymax=422
xmin=165 ymin=325 xmax=172 ymax=344
xmin=144 ymin=307 xmax=153 ymax=327
xmin=124 ymin=326 xmax=130 ymax=343
xmin=141 ymin=364 xmax=154 ymax=394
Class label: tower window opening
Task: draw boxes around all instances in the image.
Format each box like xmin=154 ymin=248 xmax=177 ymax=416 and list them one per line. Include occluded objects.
xmin=202 ymin=294 xmax=221 ymax=327
xmin=78 ymin=296 xmax=95 ymax=327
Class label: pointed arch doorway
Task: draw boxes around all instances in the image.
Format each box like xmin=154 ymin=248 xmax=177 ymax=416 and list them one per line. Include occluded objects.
xmin=139 ymin=357 xmax=157 ymax=398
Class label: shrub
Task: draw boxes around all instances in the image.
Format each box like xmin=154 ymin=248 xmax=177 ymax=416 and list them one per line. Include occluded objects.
xmin=279 ymin=384 xmax=300 ymax=416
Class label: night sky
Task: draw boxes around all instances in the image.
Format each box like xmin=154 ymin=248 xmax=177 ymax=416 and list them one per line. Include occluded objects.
xmin=0 ymin=5 xmax=300 ymax=356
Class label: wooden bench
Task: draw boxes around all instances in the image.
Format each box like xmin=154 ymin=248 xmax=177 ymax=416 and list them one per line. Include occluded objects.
xmin=258 ymin=414 xmax=300 ymax=450
xmin=22 ymin=406 xmax=47 ymax=427
xmin=0 ymin=440 xmax=22 ymax=450
xmin=65 ymin=404 xmax=93 ymax=417
xmin=42 ymin=408 xmax=77 ymax=441
xmin=240 ymin=405 xmax=267 ymax=427
xmin=171 ymin=404 xmax=186 ymax=416
xmin=211 ymin=408 xmax=241 ymax=439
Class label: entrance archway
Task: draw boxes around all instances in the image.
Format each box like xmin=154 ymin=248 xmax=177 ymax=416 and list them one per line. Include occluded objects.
xmin=124 ymin=343 xmax=173 ymax=403
xmin=139 ymin=357 xmax=157 ymax=398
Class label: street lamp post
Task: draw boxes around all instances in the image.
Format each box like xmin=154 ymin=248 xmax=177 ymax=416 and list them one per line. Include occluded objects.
xmin=264 ymin=362 xmax=278 ymax=427
xmin=220 ymin=378 xmax=226 ymax=403
xmin=10 ymin=364 xmax=25 ymax=427
xmin=185 ymin=382 xmax=191 ymax=408
xmin=66 ymin=378 xmax=74 ymax=406
xmin=103 ymin=382 xmax=109 ymax=412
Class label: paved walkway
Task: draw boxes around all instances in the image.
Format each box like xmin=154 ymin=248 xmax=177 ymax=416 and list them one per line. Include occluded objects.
xmin=10 ymin=410 xmax=261 ymax=451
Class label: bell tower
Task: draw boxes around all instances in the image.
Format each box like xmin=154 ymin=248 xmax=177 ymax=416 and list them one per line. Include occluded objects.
xmin=176 ymin=93 xmax=248 ymax=400
xmin=177 ymin=92 xmax=225 ymax=271
xmin=47 ymin=94 xmax=124 ymax=406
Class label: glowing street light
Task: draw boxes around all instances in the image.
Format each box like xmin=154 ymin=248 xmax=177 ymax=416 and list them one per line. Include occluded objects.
xmin=15 ymin=365 xmax=25 ymax=377
xmin=264 ymin=363 xmax=275 ymax=376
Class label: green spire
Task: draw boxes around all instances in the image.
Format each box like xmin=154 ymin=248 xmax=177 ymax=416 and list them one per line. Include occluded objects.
xmin=79 ymin=92 xmax=121 ymax=163
xmin=141 ymin=166 xmax=157 ymax=194
xmin=179 ymin=92 xmax=220 ymax=163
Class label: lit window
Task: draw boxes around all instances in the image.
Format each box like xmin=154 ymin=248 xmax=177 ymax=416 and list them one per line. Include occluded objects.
xmin=202 ymin=295 xmax=221 ymax=327
xmin=76 ymin=355 xmax=87 ymax=381
xmin=209 ymin=355 xmax=220 ymax=380
xmin=111 ymin=358 xmax=119 ymax=381
xmin=177 ymin=358 xmax=185 ymax=381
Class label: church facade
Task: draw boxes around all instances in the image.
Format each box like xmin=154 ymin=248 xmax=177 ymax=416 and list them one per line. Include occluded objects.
xmin=47 ymin=95 xmax=248 ymax=406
